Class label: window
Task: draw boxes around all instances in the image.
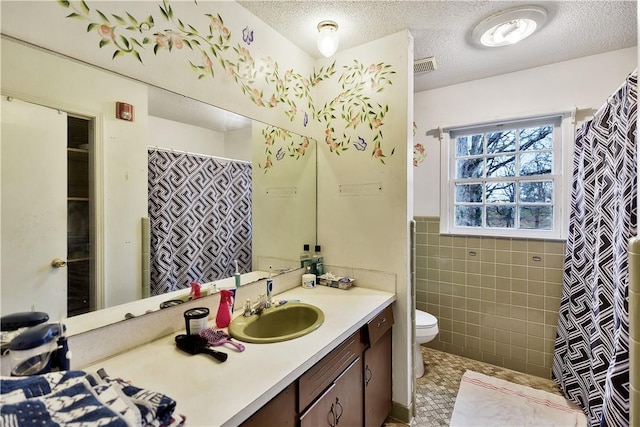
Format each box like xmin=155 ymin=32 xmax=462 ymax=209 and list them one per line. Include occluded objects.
xmin=441 ymin=115 xmax=568 ymax=239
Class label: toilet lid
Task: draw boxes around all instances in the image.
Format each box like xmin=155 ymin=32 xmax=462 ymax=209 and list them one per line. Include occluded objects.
xmin=416 ymin=310 xmax=437 ymax=329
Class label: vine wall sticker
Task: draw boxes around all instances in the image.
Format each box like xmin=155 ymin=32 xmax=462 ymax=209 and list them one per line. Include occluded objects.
xmin=413 ymin=122 xmax=427 ymax=166
xmin=258 ymin=126 xmax=312 ymax=173
xmin=58 ymin=0 xmax=396 ymax=166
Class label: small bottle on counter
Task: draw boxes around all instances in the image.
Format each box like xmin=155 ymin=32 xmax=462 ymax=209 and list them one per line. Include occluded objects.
xmin=215 ymin=290 xmax=233 ymax=328
xmin=312 ymin=245 xmax=324 ymax=276
xmin=300 ymin=244 xmax=312 ymax=269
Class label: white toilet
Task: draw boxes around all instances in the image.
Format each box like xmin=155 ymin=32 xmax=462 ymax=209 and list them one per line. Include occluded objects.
xmin=414 ymin=309 xmax=439 ymax=378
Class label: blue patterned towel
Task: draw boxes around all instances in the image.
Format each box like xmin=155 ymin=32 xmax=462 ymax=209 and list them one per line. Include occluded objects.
xmin=0 ymin=370 xmax=185 ymax=427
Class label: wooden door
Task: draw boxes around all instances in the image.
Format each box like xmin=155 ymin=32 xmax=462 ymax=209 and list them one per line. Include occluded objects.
xmin=1 ymin=97 xmax=68 ymax=319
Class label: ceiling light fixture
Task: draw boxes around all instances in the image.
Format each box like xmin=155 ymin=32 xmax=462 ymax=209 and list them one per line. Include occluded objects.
xmin=317 ymin=20 xmax=339 ymax=57
xmin=472 ymin=6 xmax=547 ymax=48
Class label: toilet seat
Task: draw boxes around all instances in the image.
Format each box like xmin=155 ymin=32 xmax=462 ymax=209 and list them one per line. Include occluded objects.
xmin=414 ymin=309 xmax=439 ymax=378
xmin=416 ymin=310 xmax=437 ymax=329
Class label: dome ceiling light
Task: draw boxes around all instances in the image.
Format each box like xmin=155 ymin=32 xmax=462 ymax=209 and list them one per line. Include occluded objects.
xmin=316 ymin=20 xmax=339 ymax=57
xmin=472 ymin=6 xmax=548 ymax=47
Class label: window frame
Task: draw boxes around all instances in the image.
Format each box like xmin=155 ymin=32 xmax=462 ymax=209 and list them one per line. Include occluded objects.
xmin=440 ymin=113 xmax=572 ymax=240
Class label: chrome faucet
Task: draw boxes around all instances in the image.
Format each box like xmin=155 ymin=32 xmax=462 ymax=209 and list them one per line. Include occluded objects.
xmin=243 ymin=294 xmax=269 ymax=316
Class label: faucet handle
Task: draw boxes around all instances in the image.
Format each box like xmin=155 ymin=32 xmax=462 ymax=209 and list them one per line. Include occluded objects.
xmin=243 ymin=299 xmax=252 ymax=317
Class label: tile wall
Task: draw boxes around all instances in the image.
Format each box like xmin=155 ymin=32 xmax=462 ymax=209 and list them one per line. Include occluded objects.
xmin=415 ymin=216 xmax=566 ymax=378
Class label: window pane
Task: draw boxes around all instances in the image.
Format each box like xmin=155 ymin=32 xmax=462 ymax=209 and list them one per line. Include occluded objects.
xmin=455 ymin=205 xmax=482 ymax=227
xmin=520 ymin=206 xmax=553 ymax=230
xmin=520 ymin=181 xmax=553 ymax=203
xmin=487 ymin=130 xmax=516 ymax=154
xmin=486 ymin=155 xmax=515 ymax=177
xmin=455 ymin=183 xmax=482 ymax=203
xmin=520 ymin=152 xmax=552 ymax=176
xmin=519 ymin=125 xmax=553 ymax=151
xmin=450 ymin=119 xmax=559 ymax=236
xmin=486 ymin=182 xmax=515 ymax=203
xmin=456 ymin=134 xmax=484 ymax=157
xmin=486 ymin=205 xmax=515 ymax=228
xmin=456 ymin=158 xmax=484 ymax=179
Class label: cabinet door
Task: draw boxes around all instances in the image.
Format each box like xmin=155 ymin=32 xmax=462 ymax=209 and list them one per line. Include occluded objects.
xmin=300 ymin=357 xmax=363 ymax=427
xmin=241 ymin=383 xmax=297 ymax=427
xmin=364 ymin=330 xmax=392 ymax=427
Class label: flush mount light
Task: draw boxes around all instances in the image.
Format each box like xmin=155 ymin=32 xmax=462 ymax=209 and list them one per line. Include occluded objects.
xmin=472 ymin=6 xmax=547 ymax=47
xmin=317 ymin=20 xmax=339 ymax=57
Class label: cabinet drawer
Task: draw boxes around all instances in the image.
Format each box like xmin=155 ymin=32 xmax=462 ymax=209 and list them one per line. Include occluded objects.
xmin=298 ymin=329 xmax=362 ymax=411
xmin=366 ymin=304 xmax=394 ymax=347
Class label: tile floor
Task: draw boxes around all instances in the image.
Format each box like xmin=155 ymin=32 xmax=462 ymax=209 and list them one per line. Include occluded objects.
xmin=385 ymin=346 xmax=562 ymax=426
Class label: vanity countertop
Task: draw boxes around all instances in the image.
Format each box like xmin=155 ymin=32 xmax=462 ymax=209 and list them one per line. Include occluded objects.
xmin=84 ymin=285 xmax=396 ymax=426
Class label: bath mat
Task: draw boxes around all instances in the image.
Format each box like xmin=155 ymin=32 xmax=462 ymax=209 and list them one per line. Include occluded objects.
xmin=449 ymin=370 xmax=587 ymax=427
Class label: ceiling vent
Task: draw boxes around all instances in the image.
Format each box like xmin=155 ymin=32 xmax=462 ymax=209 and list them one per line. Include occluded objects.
xmin=414 ymin=56 xmax=437 ymax=74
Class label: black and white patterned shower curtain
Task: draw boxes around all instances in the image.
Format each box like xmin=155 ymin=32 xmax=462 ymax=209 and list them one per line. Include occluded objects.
xmin=148 ymin=149 xmax=252 ymax=295
xmin=553 ymin=71 xmax=637 ymax=427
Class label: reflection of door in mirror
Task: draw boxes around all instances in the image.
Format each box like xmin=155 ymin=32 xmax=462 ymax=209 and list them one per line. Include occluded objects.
xmin=1 ymin=98 xmax=97 ymax=320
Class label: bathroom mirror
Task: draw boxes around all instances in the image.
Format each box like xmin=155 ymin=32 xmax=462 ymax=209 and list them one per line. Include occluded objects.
xmin=0 ymin=36 xmax=317 ymax=333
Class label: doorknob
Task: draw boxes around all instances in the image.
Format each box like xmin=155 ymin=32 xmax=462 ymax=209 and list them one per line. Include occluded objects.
xmin=51 ymin=258 xmax=67 ymax=268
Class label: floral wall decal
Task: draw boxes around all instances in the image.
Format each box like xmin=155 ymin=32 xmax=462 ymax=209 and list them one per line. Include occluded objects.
xmin=257 ymin=126 xmax=312 ymax=173
xmin=413 ymin=143 xmax=427 ymax=166
xmin=58 ymin=0 xmax=396 ymax=164
xmin=413 ymin=122 xmax=427 ymax=166
xmin=317 ymin=61 xmax=395 ymax=163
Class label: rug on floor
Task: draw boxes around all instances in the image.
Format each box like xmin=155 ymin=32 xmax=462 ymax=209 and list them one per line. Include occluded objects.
xmin=449 ymin=370 xmax=587 ymax=427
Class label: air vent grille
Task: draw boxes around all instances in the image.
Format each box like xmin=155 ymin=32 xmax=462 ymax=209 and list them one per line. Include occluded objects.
xmin=414 ymin=56 xmax=437 ymax=74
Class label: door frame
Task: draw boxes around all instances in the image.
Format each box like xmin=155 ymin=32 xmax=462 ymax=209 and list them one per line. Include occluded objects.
xmin=1 ymin=89 xmax=105 ymax=311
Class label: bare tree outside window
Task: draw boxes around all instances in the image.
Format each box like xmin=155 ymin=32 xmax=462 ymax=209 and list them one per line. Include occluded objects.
xmin=453 ymin=123 xmax=554 ymax=231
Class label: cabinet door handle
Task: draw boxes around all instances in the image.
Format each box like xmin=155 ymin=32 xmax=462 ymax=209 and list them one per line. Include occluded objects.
xmin=334 ymin=397 xmax=344 ymax=424
xmin=376 ymin=317 xmax=387 ymax=328
xmin=328 ymin=403 xmax=336 ymax=427
xmin=365 ymin=364 xmax=373 ymax=387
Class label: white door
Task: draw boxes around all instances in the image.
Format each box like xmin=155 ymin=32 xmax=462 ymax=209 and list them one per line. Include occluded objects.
xmin=1 ymin=97 xmax=68 ymax=320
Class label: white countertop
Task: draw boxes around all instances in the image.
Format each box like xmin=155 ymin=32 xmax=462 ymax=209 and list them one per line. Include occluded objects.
xmin=85 ymin=285 xmax=395 ymax=427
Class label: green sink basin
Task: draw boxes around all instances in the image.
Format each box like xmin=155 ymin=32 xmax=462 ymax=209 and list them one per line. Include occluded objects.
xmin=229 ymin=302 xmax=324 ymax=343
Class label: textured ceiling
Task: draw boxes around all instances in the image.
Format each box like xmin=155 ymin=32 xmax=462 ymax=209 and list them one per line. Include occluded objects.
xmin=238 ymin=0 xmax=638 ymax=92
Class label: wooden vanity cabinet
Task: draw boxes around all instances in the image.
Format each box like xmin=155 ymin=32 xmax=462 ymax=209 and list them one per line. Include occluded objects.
xmin=299 ymin=357 xmax=363 ymax=427
xmin=298 ymin=329 xmax=364 ymax=426
xmin=363 ymin=304 xmax=394 ymax=427
xmin=241 ymin=382 xmax=297 ymax=427
xmin=298 ymin=329 xmax=364 ymax=411
xmin=240 ymin=304 xmax=394 ymax=427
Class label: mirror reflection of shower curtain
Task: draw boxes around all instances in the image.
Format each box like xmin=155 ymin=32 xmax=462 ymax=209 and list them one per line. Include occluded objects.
xmin=148 ymin=149 xmax=252 ymax=295
xmin=552 ymin=70 xmax=637 ymax=427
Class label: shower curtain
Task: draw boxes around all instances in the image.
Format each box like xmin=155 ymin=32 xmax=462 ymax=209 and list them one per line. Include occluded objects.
xmin=553 ymin=70 xmax=637 ymax=427
xmin=148 ymin=149 xmax=252 ymax=295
